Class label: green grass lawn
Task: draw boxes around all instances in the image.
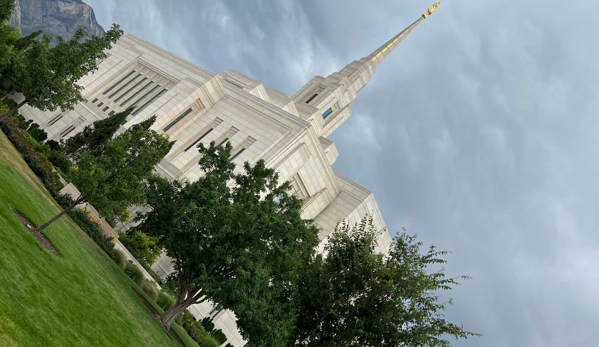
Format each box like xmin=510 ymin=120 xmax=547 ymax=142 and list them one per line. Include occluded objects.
xmin=0 ymin=131 xmax=179 ymax=347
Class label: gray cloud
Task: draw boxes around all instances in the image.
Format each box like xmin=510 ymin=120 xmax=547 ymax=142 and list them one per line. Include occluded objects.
xmin=86 ymin=0 xmax=599 ymax=345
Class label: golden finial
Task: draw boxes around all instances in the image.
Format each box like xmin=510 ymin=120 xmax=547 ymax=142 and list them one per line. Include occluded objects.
xmin=422 ymin=2 xmax=441 ymax=19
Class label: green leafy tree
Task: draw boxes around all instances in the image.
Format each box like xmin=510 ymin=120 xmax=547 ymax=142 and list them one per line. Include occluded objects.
xmin=34 ymin=118 xmax=173 ymax=232
xmin=0 ymin=24 xmax=123 ymax=121
xmin=288 ymin=218 xmax=479 ymax=347
xmin=61 ymin=108 xmax=132 ymax=160
xmin=0 ymin=0 xmax=20 ymax=88
xmin=26 ymin=122 xmax=48 ymax=142
xmin=0 ymin=0 xmax=13 ymax=22
xmin=137 ymin=142 xmax=319 ymax=346
xmin=118 ymin=230 xmax=161 ymax=265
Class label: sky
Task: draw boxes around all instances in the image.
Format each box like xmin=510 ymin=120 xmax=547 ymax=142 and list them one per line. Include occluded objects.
xmin=85 ymin=1 xmax=599 ymax=346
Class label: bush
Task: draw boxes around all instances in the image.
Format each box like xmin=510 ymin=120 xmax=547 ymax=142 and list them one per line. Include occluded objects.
xmin=51 ymin=192 xmax=74 ymax=209
xmin=110 ymin=250 xmax=127 ymax=270
xmin=140 ymin=279 xmax=158 ymax=300
xmin=48 ymin=150 xmax=71 ymax=173
xmin=46 ymin=139 xmax=61 ymax=151
xmin=28 ymin=126 xmax=48 ymax=142
xmin=176 ymin=311 xmax=196 ymax=331
xmin=156 ymin=290 xmax=177 ymax=311
xmin=200 ymin=317 xmax=215 ymax=333
xmin=67 ymin=209 xmax=111 ymax=249
xmin=1 ymin=118 xmax=62 ymax=193
xmin=211 ymin=329 xmax=227 ymax=345
xmin=118 ymin=231 xmax=161 ymax=265
xmin=198 ymin=335 xmax=220 ymax=347
xmin=124 ymin=261 xmax=145 ymax=285
xmin=188 ymin=322 xmax=208 ymax=342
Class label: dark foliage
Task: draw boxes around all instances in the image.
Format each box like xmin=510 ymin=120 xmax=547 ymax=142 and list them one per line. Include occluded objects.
xmin=61 ymin=108 xmax=132 ymax=160
xmin=51 ymin=192 xmax=74 ymax=209
xmin=26 ymin=123 xmax=48 ymax=142
xmin=0 ymin=0 xmax=14 ymax=22
xmin=1 ymin=118 xmax=61 ymax=193
xmin=46 ymin=139 xmax=61 ymax=151
xmin=47 ymin=150 xmax=71 ymax=173
xmin=211 ymin=329 xmax=227 ymax=345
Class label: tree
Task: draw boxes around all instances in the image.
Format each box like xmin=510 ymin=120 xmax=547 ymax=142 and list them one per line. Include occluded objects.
xmin=288 ymin=218 xmax=479 ymax=347
xmin=61 ymin=107 xmax=132 ymax=160
xmin=34 ymin=117 xmax=173 ymax=232
xmin=0 ymin=0 xmax=20 ymax=89
xmin=118 ymin=230 xmax=161 ymax=265
xmin=0 ymin=24 xmax=124 ymax=121
xmin=0 ymin=0 xmax=14 ymax=22
xmin=137 ymin=142 xmax=319 ymax=345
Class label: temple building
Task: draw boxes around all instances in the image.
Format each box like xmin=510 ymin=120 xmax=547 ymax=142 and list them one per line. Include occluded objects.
xmin=18 ymin=4 xmax=440 ymax=346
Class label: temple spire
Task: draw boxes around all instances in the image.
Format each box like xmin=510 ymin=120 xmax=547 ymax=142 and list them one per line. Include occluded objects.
xmin=291 ymin=3 xmax=441 ymax=138
xmin=362 ymin=2 xmax=441 ymax=72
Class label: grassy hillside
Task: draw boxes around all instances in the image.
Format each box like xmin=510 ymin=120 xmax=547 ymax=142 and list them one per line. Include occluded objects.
xmin=0 ymin=130 xmax=178 ymax=346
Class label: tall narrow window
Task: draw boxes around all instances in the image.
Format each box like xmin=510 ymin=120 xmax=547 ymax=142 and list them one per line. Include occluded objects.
xmin=48 ymin=114 xmax=63 ymax=126
xmin=120 ymin=81 xmax=154 ymax=107
xmin=184 ymin=128 xmax=213 ymax=152
xmin=132 ymin=89 xmax=168 ymax=116
xmin=113 ymin=76 xmax=146 ymax=102
xmin=109 ymin=74 xmax=142 ymax=99
xmin=322 ymin=107 xmax=332 ymax=119
xmin=103 ymin=70 xmax=136 ymax=95
xmin=102 ymin=106 xmax=109 ymax=112
xmin=130 ymin=85 xmax=161 ymax=108
xmin=230 ymin=148 xmax=246 ymax=161
xmin=306 ymin=93 xmax=318 ymax=104
xmin=163 ymin=108 xmax=192 ymax=132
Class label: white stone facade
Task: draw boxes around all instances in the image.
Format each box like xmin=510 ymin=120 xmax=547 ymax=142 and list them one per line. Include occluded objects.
xmin=19 ymin=16 xmax=425 ymax=346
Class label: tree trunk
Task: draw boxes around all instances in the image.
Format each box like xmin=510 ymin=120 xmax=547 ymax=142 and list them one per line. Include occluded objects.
xmin=158 ymin=299 xmax=193 ymax=328
xmin=0 ymin=99 xmax=27 ymax=123
xmin=35 ymin=196 xmax=84 ymax=232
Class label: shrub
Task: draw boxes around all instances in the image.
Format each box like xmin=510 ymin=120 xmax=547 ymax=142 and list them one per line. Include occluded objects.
xmin=156 ymin=290 xmax=177 ymax=311
xmin=110 ymin=250 xmax=128 ymax=270
xmin=46 ymin=139 xmax=61 ymax=151
xmin=28 ymin=126 xmax=48 ymax=142
xmin=176 ymin=311 xmax=196 ymax=331
xmin=118 ymin=231 xmax=161 ymax=265
xmin=198 ymin=335 xmax=220 ymax=347
xmin=1 ymin=118 xmax=62 ymax=193
xmin=141 ymin=279 xmax=158 ymax=300
xmin=211 ymin=329 xmax=227 ymax=345
xmin=124 ymin=261 xmax=145 ymax=285
xmin=67 ymin=209 xmax=110 ymax=248
xmin=51 ymin=192 xmax=74 ymax=209
xmin=200 ymin=317 xmax=215 ymax=333
xmin=188 ymin=322 xmax=208 ymax=342
xmin=47 ymin=150 xmax=71 ymax=173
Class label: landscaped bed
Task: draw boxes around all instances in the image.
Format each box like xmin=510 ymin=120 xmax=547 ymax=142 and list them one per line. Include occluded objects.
xmin=0 ymin=131 xmax=180 ymax=346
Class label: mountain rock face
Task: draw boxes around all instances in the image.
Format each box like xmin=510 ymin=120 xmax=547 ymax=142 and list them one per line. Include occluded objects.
xmin=11 ymin=0 xmax=104 ymax=39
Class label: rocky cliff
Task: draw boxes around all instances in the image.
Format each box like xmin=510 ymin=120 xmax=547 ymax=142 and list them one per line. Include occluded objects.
xmin=10 ymin=0 xmax=104 ymax=39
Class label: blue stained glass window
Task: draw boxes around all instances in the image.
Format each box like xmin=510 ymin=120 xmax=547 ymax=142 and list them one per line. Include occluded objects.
xmin=322 ymin=107 xmax=332 ymax=119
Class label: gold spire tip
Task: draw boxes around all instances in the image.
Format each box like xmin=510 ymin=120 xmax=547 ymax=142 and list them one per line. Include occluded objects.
xmin=422 ymin=2 xmax=440 ymax=19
